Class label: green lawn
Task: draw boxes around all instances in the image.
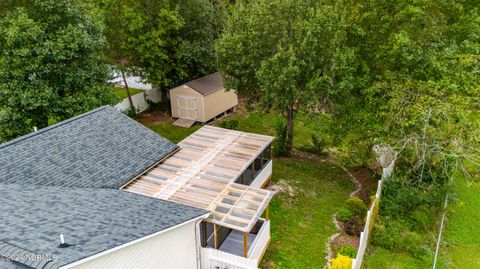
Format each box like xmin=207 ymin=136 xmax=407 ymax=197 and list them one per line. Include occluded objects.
xmin=363 ymin=248 xmax=433 ymax=269
xmin=440 ymin=178 xmax=480 ymax=269
xmin=147 ymin=123 xmax=201 ymax=143
xmin=113 ymin=87 xmax=144 ymax=100
xmin=143 ymin=108 xmax=353 ymax=268
xmin=262 ymin=157 xmax=354 ymax=268
xmin=213 ymin=107 xmax=332 ymax=149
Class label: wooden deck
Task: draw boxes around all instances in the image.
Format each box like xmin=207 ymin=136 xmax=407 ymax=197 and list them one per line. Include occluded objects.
xmin=219 ymin=230 xmax=255 ymax=257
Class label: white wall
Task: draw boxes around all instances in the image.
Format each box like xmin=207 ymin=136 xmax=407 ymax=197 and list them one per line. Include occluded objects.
xmin=67 ymin=220 xmax=200 ymax=269
xmin=250 ymin=161 xmax=272 ymax=188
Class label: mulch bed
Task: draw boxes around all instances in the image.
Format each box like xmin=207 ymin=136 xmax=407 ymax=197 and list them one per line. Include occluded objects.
xmin=137 ymin=110 xmax=171 ymax=125
xmin=348 ymin=166 xmax=380 ymax=204
xmin=333 ymin=234 xmax=360 ymax=249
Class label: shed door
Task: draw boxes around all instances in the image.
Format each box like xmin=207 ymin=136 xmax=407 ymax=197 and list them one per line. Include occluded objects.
xmin=176 ymin=95 xmax=197 ymax=120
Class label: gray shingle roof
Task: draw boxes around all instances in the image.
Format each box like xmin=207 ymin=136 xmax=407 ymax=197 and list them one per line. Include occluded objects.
xmin=0 ymin=259 xmax=32 ymax=269
xmin=0 ymin=106 xmax=178 ymax=189
xmin=0 ymin=184 xmax=207 ymax=269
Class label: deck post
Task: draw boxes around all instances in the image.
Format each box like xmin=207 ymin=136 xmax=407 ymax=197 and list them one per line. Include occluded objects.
xmin=252 ymin=161 xmax=255 ymax=180
xmin=214 ymin=224 xmax=218 ymax=249
xmin=243 ymin=232 xmax=248 ymax=258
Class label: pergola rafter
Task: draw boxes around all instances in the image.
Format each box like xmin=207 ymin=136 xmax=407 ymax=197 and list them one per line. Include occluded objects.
xmin=124 ymin=125 xmax=274 ymax=233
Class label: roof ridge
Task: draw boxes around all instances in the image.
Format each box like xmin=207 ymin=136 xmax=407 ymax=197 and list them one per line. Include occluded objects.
xmin=0 ymin=106 xmax=111 ymax=150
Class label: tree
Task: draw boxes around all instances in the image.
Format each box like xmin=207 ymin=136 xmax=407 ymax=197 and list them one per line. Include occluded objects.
xmin=216 ymin=0 xmax=356 ymax=152
xmin=331 ymin=0 xmax=480 ymax=184
xmin=174 ymin=0 xmax=221 ymax=81
xmin=100 ymin=0 xmax=220 ymax=105
xmin=0 ymin=0 xmax=116 ymax=142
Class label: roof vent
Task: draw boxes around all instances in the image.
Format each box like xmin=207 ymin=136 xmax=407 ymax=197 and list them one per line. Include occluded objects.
xmin=58 ymin=234 xmax=72 ymax=248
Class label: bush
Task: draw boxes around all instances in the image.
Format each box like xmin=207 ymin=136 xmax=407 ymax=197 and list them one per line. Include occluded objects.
xmin=337 ymin=208 xmax=353 ymax=222
xmin=328 ymin=254 xmax=352 ymax=269
xmin=123 ymin=106 xmax=140 ymax=119
xmin=338 ymin=246 xmax=358 ymax=258
xmin=345 ymin=197 xmax=367 ymax=218
xmin=146 ymin=99 xmax=169 ymax=112
xmin=300 ymin=134 xmax=327 ymax=155
xmin=273 ymin=120 xmax=289 ymax=157
xmin=371 ymin=219 xmax=403 ymax=250
xmin=403 ymin=231 xmax=426 ymax=258
xmin=371 ymin=218 xmax=429 ymax=257
xmin=344 ymin=217 xmax=363 ymax=236
xmin=219 ymin=119 xmax=239 ymax=130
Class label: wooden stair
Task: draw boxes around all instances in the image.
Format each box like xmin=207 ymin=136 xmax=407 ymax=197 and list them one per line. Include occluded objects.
xmin=173 ymin=118 xmax=196 ymax=128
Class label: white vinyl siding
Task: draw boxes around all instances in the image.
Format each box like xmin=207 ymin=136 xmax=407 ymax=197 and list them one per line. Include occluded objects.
xmin=67 ymin=220 xmax=199 ymax=269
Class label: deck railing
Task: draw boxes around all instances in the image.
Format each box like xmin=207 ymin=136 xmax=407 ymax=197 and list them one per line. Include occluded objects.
xmin=248 ymin=219 xmax=270 ymax=259
xmin=201 ymin=219 xmax=271 ymax=269
xmin=250 ymin=161 xmax=272 ymax=188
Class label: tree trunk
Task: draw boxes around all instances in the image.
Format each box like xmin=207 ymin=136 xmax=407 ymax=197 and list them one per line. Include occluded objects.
xmin=286 ymin=101 xmax=295 ymax=152
xmin=120 ymin=69 xmax=134 ymax=109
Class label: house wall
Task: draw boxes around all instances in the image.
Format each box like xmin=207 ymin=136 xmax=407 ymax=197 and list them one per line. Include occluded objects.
xmin=169 ymin=86 xmax=205 ymax=122
xmin=203 ymin=89 xmax=238 ymax=122
xmin=67 ymin=220 xmax=200 ymax=269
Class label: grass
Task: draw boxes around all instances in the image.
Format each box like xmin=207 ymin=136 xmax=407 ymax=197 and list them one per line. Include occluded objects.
xmin=143 ymin=106 xmax=353 ymax=268
xmin=363 ymin=248 xmax=433 ymax=269
xmin=147 ymin=123 xmax=201 ymax=144
xmin=261 ymin=157 xmax=355 ymax=268
xmin=440 ymin=178 xmax=480 ymax=268
xmin=113 ymin=87 xmax=144 ymax=100
xmin=213 ymin=105 xmax=332 ymax=150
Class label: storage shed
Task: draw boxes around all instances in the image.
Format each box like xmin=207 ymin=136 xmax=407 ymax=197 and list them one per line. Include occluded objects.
xmin=169 ymin=72 xmax=238 ymax=125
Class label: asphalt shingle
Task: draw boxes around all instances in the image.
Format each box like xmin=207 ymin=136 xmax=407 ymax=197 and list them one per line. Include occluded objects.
xmin=0 ymin=184 xmax=207 ymax=269
xmin=0 ymin=106 xmax=178 ymax=189
xmin=0 ymin=106 xmax=207 ymax=269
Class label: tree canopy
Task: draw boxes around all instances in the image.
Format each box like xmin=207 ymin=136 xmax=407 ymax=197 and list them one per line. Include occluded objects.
xmin=216 ymin=0 xmax=357 ymax=152
xmin=0 ymin=0 xmax=116 ymax=142
xmin=101 ymin=0 xmax=221 ymax=103
xmin=331 ymin=0 xmax=480 ymax=184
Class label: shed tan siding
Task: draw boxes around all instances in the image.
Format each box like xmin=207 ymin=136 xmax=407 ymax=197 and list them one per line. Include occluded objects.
xmin=203 ymin=89 xmax=238 ymax=122
xmin=67 ymin=220 xmax=199 ymax=269
xmin=170 ymin=86 xmax=205 ymax=122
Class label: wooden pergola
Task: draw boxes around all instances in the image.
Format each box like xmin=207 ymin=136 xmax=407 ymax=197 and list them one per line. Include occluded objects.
xmin=124 ymin=126 xmax=274 ymax=256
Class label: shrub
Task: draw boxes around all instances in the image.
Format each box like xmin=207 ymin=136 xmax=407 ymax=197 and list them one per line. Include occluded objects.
xmin=345 ymin=197 xmax=367 ymax=218
xmin=328 ymin=254 xmax=352 ymax=269
xmin=337 ymin=208 xmax=353 ymax=222
xmin=311 ymin=134 xmax=327 ymax=154
xmin=123 ymin=106 xmax=140 ymax=119
xmin=338 ymin=245 xmax=358 ymax=258
xmin=146 ymin=99 xmax=169 ymax=112
xmin=371 ymin=219 xmax=403 ymax=250
xmin=344 ymin=217 xmax=363 ymax=236
xmin=273 ymin=120 xmax=289 ymax=157
xmin=219 ymin=119 xmax=239 ymax=130
xmin=300 ymin=134 xmax=327 ymax=155
xmin=403 ymin=232 xmax=425 ymax=258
